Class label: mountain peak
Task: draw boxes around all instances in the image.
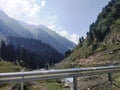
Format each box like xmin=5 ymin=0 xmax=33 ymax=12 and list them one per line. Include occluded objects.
xmin=0 ymin=9 xmax=8 ymax=17
xmin=0 ymin=10 xmax=75 ymax=54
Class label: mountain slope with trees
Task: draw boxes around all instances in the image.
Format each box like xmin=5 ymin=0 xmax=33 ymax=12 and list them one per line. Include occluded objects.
xmin=0 ymin=9 xmax=75 ymax=69
xmin=59 ymin=0 xmax=120 ymax=68
xmin=56 ymin=1 xmax=120 ymax=89
xmin=19 ymin=21 xmax=75 ymax=54
xmin=0 ymin=38 xmax=64 ymax=69
xmin=0 ymin=9 xmax=75 ymax=54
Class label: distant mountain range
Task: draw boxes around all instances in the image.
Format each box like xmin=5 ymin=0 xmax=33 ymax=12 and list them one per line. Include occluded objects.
xmin=0 ymin=9 xmax=75 ymax=54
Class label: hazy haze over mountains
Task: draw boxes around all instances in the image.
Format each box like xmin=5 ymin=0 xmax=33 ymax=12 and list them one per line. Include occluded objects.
xmin=0 ymin=9 xmax=75 ymax=54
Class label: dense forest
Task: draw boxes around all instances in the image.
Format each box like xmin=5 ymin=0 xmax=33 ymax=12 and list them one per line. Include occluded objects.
xmin=0 ymin=39 xmax=64 ymax=69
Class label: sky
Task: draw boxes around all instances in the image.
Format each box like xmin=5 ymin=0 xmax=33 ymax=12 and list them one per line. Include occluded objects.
xmin=0 ymin=0 xmax=111 ymax=44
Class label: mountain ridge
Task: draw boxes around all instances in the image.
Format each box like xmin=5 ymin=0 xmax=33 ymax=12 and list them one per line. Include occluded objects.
xmin=19 ymin=21 xmax=75 ymax=53
xmin=0 ymin=9 xmax=75 ymax=54
xmin=58 ymin=0 xmax=120 ymax=68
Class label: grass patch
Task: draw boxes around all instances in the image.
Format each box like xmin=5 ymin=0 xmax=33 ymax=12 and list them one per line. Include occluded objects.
xmin=41 ymin=80 xmax=64 ymax=90
xmin=0 ymin=59 xmax=22 ymax=90
xmin=0 ymin=60 xmax=22 ymax=73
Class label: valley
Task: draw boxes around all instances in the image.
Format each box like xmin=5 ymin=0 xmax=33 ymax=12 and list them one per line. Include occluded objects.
xmin=0 ymin=0 xmax=120 ymax=90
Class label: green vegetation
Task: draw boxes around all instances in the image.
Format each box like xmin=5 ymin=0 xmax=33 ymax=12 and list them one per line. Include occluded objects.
xmin=0 ymin=59 xmax=22 ymax=90
xmin=57 ymin=0 xmax=120 ymax=89
xmin=0 ymin=59 xmax=22 ymax=73
xmin=0 ymin=39 xmax=64 ymax=69
xmin=42 ymin=80 xmax=64 ymax=90
xmin=0 ymin=59 xmax=65 ymax=90
xmin=59 ymin=0 xmax=120 ymax=69
xmin=20 ymin=80 xmax=65 ymax=90
xmin=1 ymin=0 xmax=120 ymax=90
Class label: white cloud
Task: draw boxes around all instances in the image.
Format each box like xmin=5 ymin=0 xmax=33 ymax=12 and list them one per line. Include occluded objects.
xmin=60 ymin=30 xmax=68 ymax=37
xmin=44 ymin=15 xmax=79 ymax=44
xmin=60 ymin=30 xmax=79 ymax=44
xmin=42 ymin=15 xmax=79 ymax=44
xmin=43 ymin=15 xmax=58 ymax=31
xmin=0 ymin=0 xmax=46 ymax=23
xmin=0 ymin=0 xmax=79 ymax=44
xmin=41 ymin=0 xmax=46 ymax=8
xmin=70 ymin=34 xmax=79 ymax=44
xmin=48 ymin=24 xmax=56 ymax=30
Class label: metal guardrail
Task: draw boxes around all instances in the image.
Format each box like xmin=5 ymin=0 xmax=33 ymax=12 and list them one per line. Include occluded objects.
xmin=0 ymin=65 xmax=120 ymax=90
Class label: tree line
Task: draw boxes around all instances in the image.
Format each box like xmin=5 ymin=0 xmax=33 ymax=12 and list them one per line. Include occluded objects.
xmin=0 ymin=40 xmax=64 ymax=69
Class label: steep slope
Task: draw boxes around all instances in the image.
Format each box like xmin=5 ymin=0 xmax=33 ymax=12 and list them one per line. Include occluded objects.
xmin=59 ymin=0 xmax=120 ymax=68
xmin=0 ymin=10 xmax=33 ymax=38
xmin=0 ymin=9 xmax=75 ymax=54
xmin=7 ymin=36 xmax=64 ymax=61
xmin=19 ymin=21 xmax=75 ymax=54
xmin=0 ymin=18 xmax=20 ymax=37
xmin=37 ymin=25 xmax=75 ymax=50
xmin=57 ymin=1 xmax=120 ymax=89
xmin=0 ymin=33 xmax=6 ymax=44
xmin=1 ymin=37 xmax=64 ymax=69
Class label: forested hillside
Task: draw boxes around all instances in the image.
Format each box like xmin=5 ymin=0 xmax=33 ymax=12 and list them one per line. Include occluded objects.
xmin=59 ymin=0 xmax=120 ymax=68
xmin=0 ymin=39 xmax=64 ymax=69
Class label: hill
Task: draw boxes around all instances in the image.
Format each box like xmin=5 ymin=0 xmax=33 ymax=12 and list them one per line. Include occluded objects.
xmin=0 ymin=9 xmax=75 ymax=69
xmin=57 ymin=0 xmax=120 ymax=89
xmin=19 ymin=21 xmax=75 ymax=54
xmin=59 ymin=0 xmax=120 ymax=68
xmin=0 ymin=39 xmax=64 ymax=69
xmin=0 ymin=9 xmax=75 ymax=54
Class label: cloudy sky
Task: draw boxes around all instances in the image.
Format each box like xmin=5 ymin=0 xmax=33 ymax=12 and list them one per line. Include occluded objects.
xmin=0 ymin=0 xmax=111 ymax=44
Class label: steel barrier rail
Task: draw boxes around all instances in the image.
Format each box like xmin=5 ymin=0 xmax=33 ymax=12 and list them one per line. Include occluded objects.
xmin=0 ymin=65 xmax=120 ymax=90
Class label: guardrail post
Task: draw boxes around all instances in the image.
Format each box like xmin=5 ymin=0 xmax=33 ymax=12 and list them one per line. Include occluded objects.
xmin=73 ymin=77 xmax=78 ymax=90
xmin=21 ymin=68 xmax=24 ymax=90
xmin=108 ymin=73 xmax=112 ymax=90
xmin=108 ymin=73 xmax=112 ymax=83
